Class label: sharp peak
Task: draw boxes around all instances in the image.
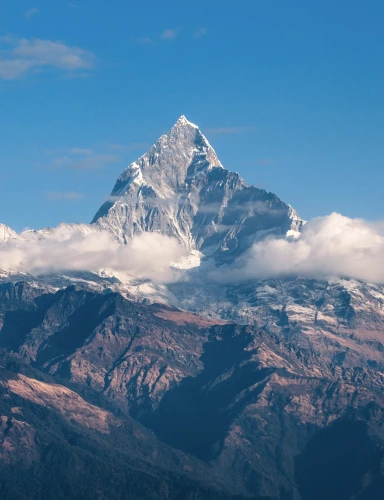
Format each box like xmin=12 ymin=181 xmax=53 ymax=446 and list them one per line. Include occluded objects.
xmin=173 ymin=115 xmax=199 ymax=129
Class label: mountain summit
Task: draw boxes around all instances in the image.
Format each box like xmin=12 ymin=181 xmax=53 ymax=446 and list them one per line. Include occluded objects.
xmin=93 ymin=116 xmax=302 ymax=262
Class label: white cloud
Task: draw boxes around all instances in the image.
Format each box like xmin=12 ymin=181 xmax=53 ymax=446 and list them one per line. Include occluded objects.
xmin=211 ymin=213 xmax=384 ymax=284
xmin=0 ymin=228 xmax=185 ymax=282
xmin=0 ymin=37 xmax=95 ymax=80
xmin=194 ymin=28 xmax=208 ymax=38
xmin=24 ymin=8 xmax=39 ymax=19
xmin=160 ymin=29 xmax=179 ymax=40
xmin=3 ymin=212 xmax=383 ymax=286
xmin=45 ymin=191 xmax=85 ymax=201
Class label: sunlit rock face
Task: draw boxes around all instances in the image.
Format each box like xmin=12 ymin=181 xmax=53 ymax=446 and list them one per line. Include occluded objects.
xmin=92 ymin=116 xmax=303 ymax=263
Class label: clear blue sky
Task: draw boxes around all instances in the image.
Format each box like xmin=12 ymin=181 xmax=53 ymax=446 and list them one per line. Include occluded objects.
xmin=0 ymin=0 xmax=383 ymax=231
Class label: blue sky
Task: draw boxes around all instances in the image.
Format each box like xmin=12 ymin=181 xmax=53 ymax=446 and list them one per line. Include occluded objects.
xmin=0 ymin=0 xmax=383 ymax=231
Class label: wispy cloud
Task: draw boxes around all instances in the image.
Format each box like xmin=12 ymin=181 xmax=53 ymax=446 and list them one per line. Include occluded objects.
xmin=51 ymin=154 xmax=118 ymax=171
xmin=136 ymin=37 xmax=155 ymax=45
xmin=243 ymin=158 xmax=275 ymax=167
xmin=134 ymin=28 xmax=179 ymax=46
xmin=69 ymin=147 xmax=94 ymax=156
xmin=106 ymin=142 xmax=149 ymax=152
xmin=0 ymin=36 xmax=95 ymax=80
xmin=160 ymin=29 xmax=179 ymax=40
xmin=256 ymin=158 xmax=275 ymax=166
xmin=45 ymin=191 xmax=85 ymax=201
xmin=205 ymin=126 xmax=256 ymax=136
xmin=24 ymin=8 xmax=39 ymax=19
xmin=70 ymin=155 xmax=117 ymax=170
xmin=45 ymin=144 xmax=123 ymax=172
xmin=194 ymin=28 xmax=208 ymax=38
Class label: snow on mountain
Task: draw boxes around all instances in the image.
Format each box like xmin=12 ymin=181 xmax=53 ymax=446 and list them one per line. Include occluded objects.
xmin=0 ymin=222 xmax=97 ymax=244
xmin=92 ymin=116 xmax=303 ymax=263
xmin=0 ymin=223 xmax=21 ymax=243
xmin=21 ymin=222 xmax=97 ymax=241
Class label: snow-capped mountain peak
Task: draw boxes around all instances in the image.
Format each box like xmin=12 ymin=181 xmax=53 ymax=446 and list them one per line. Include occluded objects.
xmin=174 ymin=114 xmax=199 ymax=129
xmin=92 ymin=116 xmax=303 ymax=259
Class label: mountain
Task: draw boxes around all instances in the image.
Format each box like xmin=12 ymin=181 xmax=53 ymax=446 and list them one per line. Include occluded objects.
xmin=0 ymin=282 xmax=383 ymax=500
xmin=92 ymin=116 xmax=302 ymax=262
xmin=0 ymin=116 xmax=383 ymax=499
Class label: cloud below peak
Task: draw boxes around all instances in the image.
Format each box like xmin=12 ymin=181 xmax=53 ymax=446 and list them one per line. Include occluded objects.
xmin=211 ymin=213 xmax=384 ymax=284
xmin=0 ymin=228 xmax=185 ymax=283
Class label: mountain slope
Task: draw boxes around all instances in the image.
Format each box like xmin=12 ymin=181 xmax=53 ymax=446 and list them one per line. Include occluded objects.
xmin=0 ymin=357 xmax=253 ymax=500
xmin=0 ymin=281 xmax=383 ymax=499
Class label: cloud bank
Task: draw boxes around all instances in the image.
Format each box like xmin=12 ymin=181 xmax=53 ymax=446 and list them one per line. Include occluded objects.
xmin=212 ymin=213 xmax=384 ymax=284
xmin=0 ymin=227 xmax=185 ymax=282
xmin=1 ymin=213 xmax=383 ymax=286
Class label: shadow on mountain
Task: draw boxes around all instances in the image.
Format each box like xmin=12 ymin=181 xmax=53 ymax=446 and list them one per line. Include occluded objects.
xmin=35 ymin=293 xmax=116 ymax=369
xmin=142 ymin=325 xmax=271 ymax=462
xmin=0 ymin=292 xmax=57 ymax=351
xmin=295 ymin=417 xmax=384 ymax=500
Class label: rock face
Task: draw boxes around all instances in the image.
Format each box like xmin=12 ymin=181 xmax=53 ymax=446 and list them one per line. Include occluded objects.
xmin=92 ymin=116 xmax=302 ymax=262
